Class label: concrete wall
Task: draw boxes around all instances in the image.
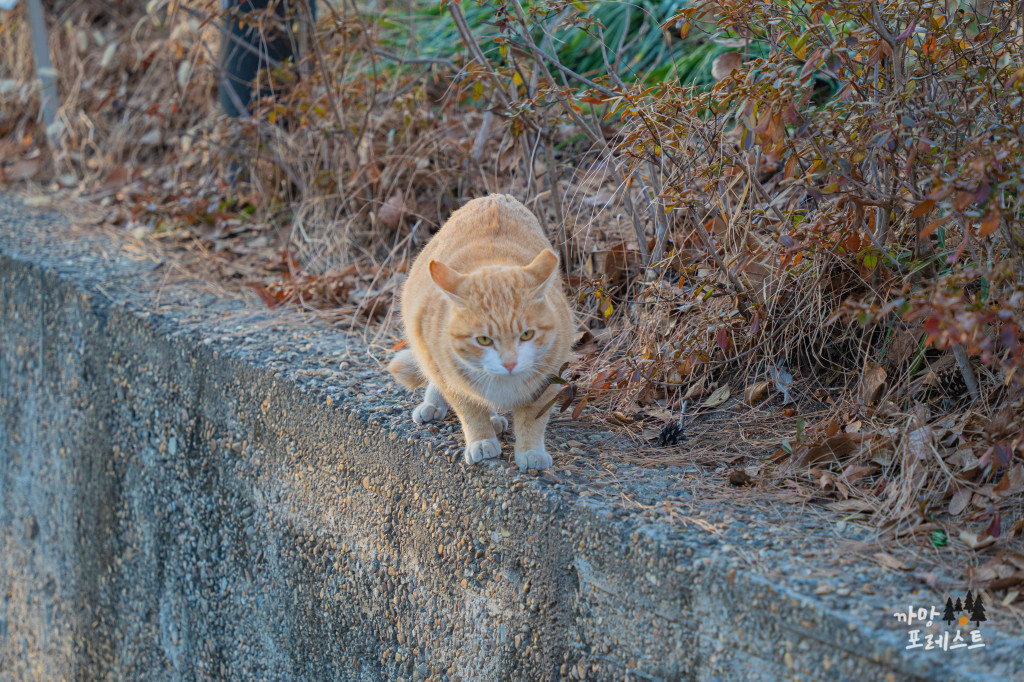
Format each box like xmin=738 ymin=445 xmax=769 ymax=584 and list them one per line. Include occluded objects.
xmin=2 ymin=203 xmax=1012 ymax=681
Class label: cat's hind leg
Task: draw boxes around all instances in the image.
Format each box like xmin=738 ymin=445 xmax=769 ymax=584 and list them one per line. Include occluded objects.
xmin=388 ymin=349 xmax=426 ymax=390
xmin=412 ymin=382 xmax=449 ymax=424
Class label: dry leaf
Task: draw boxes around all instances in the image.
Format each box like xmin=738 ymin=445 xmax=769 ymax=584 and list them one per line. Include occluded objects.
xmin=703 ymin=385 xmax=730 ymax=408
xmin=841 ymin=463 xmax=875 ymax=485
xmin=960 ymin=530 xmax=997 ymax=550
xmin=978 ymin=206 xmax=1000 ymax=237
xmin=712 ymin=52 xmax=743 ymax=81
xmin=983 ymin=512 xmax=1002 ymax=540
xmin=828 ymin=498 xmax=874 ymax=513
xmin=995 ymin=464 xmax=1024 ymax=496
xmin=98 ymin=165 xmax=129 ymax=194
xmin=794 ymin=432 xmax=871 ymax=466
xmin=728 ymin=468 xmax=753 ymax=486
xmin=910 ymin=198 xmax=935 ymax=218
xmin=919 ymin=216 xmax=946 ymax=238
xmin=949 ymin=488 xmax=972 ymax=515
xmin=744 ymin=381 xmax=769 ymax=405
xmin=377 ymin=190 xmax=406 ymax=228
xmin=874 ymin=552 xmax=910 ymax=570
xmin=886 ymin=331 xmax=919 ymax=367
xmin=682 ymin=377 xmax=706 ymax=400
xmin=357 ymin=290 xmax=393 ymax=321
xmin=860 ymin=362 xmax=887 ymax=404
xmin=1006 ymin=552 xmax=1024 ymax=571
xmin=905 ymin=425 xmax=933 ymax=460
xmin=988 ymin=572 xmax=1024 ymax=591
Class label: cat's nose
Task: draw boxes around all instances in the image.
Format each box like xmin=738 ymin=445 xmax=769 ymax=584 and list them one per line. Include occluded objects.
xmin=503 ymin=360 xmax=516 ymax=373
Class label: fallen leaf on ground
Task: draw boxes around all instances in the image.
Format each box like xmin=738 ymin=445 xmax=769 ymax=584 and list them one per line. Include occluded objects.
xmin=905 ymin=425 xmax=934 ymax=460
xmin=874 ymin=552 xmax=910 ymax=570
xmin=860 ymin=362 xmax=887 ymax=404
xmin=703 ymin=385 xmax=730 ymax=408
xmin=982 ymin=512 xmax=1002 ymax=540
xmin=97 ymin=165 xmax=129 ymax=194
xmin=728 ymin=469 xmax=753 ymax=486
xmin=358 ymin=290 xmax=394 ymax=321
xmin=960 ymin=530 xmax=997 ymax=550
xmin=988 ymin=572 xmax=1024 ymax=591
xmin=828 ymin=498 xmax=874 ymax=513
xmin=886 ymin=331 xmax=920 ymax=367
xmin=744 ymin=381 xmax=769 ymax=405
xmin=682 ymin=377 xmax=706 ymax=400
xmin=793 ymin=432 xmax=872 ymax=466
xmin=949 ymin=488 xmax=972 ymax=515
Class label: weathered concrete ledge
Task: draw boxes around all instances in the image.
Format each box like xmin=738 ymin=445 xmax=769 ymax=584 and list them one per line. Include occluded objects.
xmin=1 ymin=195 xmax=1019 ymax=680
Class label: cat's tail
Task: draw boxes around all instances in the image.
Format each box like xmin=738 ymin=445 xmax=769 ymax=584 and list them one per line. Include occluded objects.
xmin=387 ymin=348 xmax=426 ymax=390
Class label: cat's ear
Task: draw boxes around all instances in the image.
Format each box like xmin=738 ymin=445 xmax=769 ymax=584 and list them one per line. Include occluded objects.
xmin=524 ymin=249 xmax=559 ymax=300
xmin=429 ymin=259 xmax=466 ymax=304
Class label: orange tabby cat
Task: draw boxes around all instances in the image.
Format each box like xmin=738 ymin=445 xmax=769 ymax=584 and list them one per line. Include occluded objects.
xmin=388 ymin=194 xmax=574 ymax=470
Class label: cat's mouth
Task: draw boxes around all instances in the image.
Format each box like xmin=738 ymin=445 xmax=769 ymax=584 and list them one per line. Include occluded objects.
xmin=484 ymin=368 xmax=523 ymax=378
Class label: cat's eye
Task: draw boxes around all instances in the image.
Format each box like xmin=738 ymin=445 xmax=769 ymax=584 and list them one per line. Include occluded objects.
xmin=520 ymin=329 xmax=535 ymax=341
xmin=476 ymin=335 xmax=492 ymax=346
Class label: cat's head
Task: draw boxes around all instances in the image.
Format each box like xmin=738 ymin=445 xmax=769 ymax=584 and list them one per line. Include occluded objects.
xmin=429 ymin=249 xmax=561 ymax=380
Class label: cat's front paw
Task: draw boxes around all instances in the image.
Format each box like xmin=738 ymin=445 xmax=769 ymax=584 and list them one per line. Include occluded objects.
xmin=464 ymin=438 xmax=501 ymax=464
xmin=412 ymin=402 xmax=448 ymax=424
xmin=490 ymin=413 xmax=509 ymax=435
xmin=515 ymin=447 xmax=552 ymax=471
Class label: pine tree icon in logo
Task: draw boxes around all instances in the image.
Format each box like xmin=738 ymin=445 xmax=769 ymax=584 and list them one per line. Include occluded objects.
xmin=956 ymin=591 xmax=975 ymax=627
xmin=943 ymin=597 xmax=956 ymax=625
xmin=971 ymin=593 xmax=987 ymax=627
